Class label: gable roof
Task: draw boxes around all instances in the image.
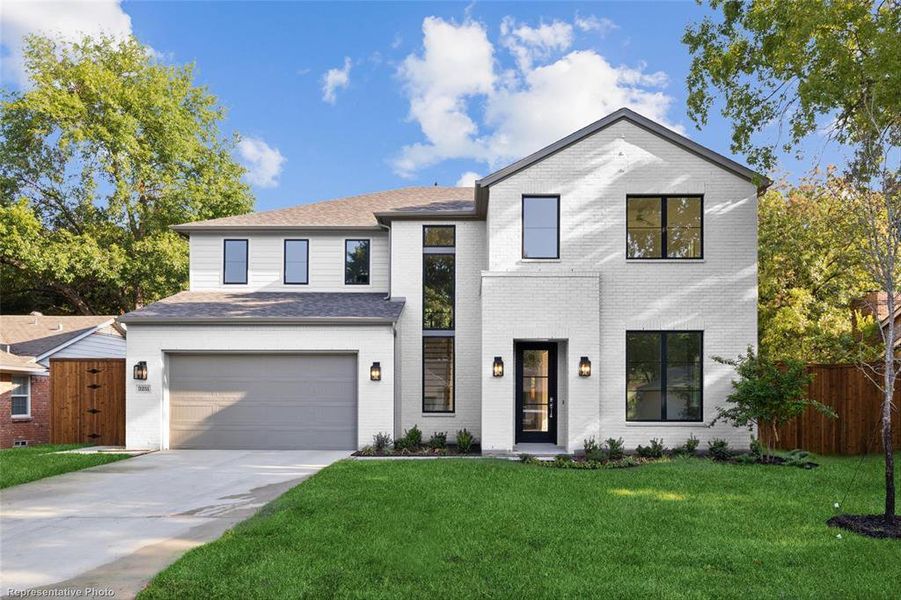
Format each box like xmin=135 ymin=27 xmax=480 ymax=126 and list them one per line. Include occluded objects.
xmin=119 ymin=291 xmax=405 ymax=324
xmin=474 ymin=107 xmax=771 ymax=208
xmin=0 ymin=315 xmax=122 ymax=359
xmin=172 ymin=187 xmax=474 ymax=232
xmin=0 ymin=349 xmax=47 ymax=375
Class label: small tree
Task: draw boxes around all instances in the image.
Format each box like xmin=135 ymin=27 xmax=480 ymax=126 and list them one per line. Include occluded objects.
xmin=711 ymin=346 xmax=835 ymax=461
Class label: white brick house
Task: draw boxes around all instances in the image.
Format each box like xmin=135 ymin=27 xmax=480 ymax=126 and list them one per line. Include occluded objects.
xmin=121 ymin=108 xmax=767 ymax=453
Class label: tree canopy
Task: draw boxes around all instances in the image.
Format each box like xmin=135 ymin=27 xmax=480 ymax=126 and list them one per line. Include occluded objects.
xmin=0 ymin=35 xmax=253 ymax=315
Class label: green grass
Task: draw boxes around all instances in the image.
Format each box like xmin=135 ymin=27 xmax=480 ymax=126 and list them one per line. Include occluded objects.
xmin=141 ymin=455 xmax=900 ymax=599
xmin=0 ymin=443 xmax=132 ymax=489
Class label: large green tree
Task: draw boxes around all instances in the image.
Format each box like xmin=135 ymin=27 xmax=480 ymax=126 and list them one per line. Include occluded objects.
xmin=685 ymin=0 xmax=899 ymax=520
xmin=0 ymin=35 xmax=253 ymax=314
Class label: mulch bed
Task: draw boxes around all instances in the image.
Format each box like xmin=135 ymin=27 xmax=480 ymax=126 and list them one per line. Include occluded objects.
xmin=352 ymin=445 xmax=480 ymax=457
xmin=754 ymin=454 xmax=819 ymax=469
xmin=827 ymin=514 xmax=901 ymax=539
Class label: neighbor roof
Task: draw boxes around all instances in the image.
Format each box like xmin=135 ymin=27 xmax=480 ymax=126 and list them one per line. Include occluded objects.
xmin=119 ymin=291 xmax=405 ymax=324
xmin=0 ymin=314 xmax=121 ymax=359
xmin=0 ymin=349 xmax=47 ymax=374
xmin=172 ymin=187 xmax=474 ymax=232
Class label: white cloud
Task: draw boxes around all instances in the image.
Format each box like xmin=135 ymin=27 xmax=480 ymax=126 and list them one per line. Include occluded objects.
xmin=237 ymin=137 xmax=286 ymax=188
xmin=574 ymin=15 xmax=618 ymax=36
xmin=455 ymin=171 xmax=481 ymax=187
xmin=1 ymin=0 xmax=134 ymax=85
xmin=392 ymin=16 xmax=677 ymax=177
xmin=322 ymin=57 xmax=352 ymax=104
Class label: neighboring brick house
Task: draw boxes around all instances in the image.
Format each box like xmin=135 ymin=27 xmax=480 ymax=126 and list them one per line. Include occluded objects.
xmin=122 ymin=107 xmax=769 ymax=453
xmin=0 ymin=314 xmax=126 ymax=448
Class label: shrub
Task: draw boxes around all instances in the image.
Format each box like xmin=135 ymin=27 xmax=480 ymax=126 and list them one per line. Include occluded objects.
xmin=708 ymin=438 xmax=733 ymax=461
xmin=604 ymin=437 xmax=625 ymax=461
xmin=403 ymin=425 xmax=423 ymax=448
xmin=583 ymin=437 xmax=606 ymax=462
xmin=583 ymin=437 xmax=599 ymax=455
xmin=636 ymin=438 xmax=666 ymax=459
xmin=782 ymin=449 xmax=818 ymax=469
xmin=605 ymin=456 xmax=640 ymax=469
xmin=358 ymin=445 xmax=376 ymax=456
xmin=372 ymin=432 xmax=392 ymax=452
xmin=393 ymin=436 xmax=411 ymax=451
xmin=750 ymin=436 xmax=764 ymax=458
xmin=554 ymin=454 xmax=573 ymax=466
xmin=519 ymin=453 xmax=538 ymax=464
xmin=673 ymin=434 xmax=700 ymax=457
xmin=456 ymin=428 xmax=475 ymax=453
xmin=427 ymin=432 xmax=447 ymax=449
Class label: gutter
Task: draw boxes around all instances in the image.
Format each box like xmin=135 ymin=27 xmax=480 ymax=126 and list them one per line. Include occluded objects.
xmin=118 ymin=316 xmax=401 ymax=326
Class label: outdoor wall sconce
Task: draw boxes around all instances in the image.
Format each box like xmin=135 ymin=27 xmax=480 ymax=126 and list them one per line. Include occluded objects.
xmin=492 ymin=356 xmax=504 ymax=377
xmin=133 ymin=361 xmax=148 ymax=380
xmin=579 ymin=356 xmax=592 ymax=377
xmin=370 ymin=362 xmax=382 ymax=381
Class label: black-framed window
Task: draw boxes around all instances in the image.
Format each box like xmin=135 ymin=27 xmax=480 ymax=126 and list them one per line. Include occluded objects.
xmin=626 ymin=195 xmax=703 ymax=259
xmin=223 ymin=239 xmax=248 ymax=284
xmin=344 ymin=239 xmax=370 ymax=285
xmin=423 ymin=336 xmax=454 ymax=413
xmin=423 ymin=226 xmax=455 ymax=330
xmin=522 ymin=195 xmax=560 ymax=259
xmin=284 ymin=239 xmax=309 ymax=285
xmin=626 ymin=331 xmax=702 ymax=422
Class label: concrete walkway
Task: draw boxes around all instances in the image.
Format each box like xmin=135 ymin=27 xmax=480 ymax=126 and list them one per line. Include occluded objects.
xmin=0 ymin=450 xmax=349 ymax=597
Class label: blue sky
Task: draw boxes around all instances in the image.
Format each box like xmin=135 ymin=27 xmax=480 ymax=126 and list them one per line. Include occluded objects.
xmin=2 ymin=1 xmax=846 ymax=212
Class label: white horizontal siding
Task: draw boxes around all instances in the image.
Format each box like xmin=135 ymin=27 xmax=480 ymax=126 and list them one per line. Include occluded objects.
xmin=189 ymin=231 xmax=389 ymax=292
xmin=39 ymin=332 xmax=126 ymax=366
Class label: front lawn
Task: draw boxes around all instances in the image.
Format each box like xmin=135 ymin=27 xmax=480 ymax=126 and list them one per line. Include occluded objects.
xmin=141 ymin=455 xmax=899 ymax=599
xmin=0 ymin=444 xmax=132 ymax=489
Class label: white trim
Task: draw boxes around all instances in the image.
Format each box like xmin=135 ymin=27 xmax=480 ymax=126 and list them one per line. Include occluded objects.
xmin=35 ymin=320 xmax=115 ymax=362
xmin=10 ymin=374 xmax=31 ymax=418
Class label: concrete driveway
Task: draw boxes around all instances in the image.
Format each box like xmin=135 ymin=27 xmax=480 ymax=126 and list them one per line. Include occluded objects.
xmin=0 ymin=450 xmax=349 ymax=597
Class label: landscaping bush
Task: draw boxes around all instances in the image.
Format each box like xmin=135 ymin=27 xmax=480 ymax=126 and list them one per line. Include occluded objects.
xmin=604 ymin=437 xmax=625 ymax=461
xmin=456 ymin=428 xmax=475 ymax=453
xmin=672 ymin=434 xmax=700 ymax=457
xmin=636 ymin=438 xmax=666 ymax=459
xmin=372 ymin=432 xmax=392 ymax=452
xmin=583 ymin=437 xmax=606 ymax=462
xmin=427 ymin=432 xmax=447 ymax=450
xmin=708 ymin=438 xmax=733 ymax=461
xmin=393 ymin=436 xmax=411 ymax=451
xmin=404 ymin=425 xmax=422 ymax=447
xmin=519 ymin=453 xmax=538 ymax=464
xmin=358 ymin=446 xmax=376 ymax=456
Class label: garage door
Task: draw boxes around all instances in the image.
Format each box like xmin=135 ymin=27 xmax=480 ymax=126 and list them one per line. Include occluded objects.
xmin=168 ymin=354 xmax=357 ymax=450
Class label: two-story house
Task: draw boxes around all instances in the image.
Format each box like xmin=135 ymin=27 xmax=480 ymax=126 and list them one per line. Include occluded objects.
xmin=121 ymin=108 xmax=767 ymax=453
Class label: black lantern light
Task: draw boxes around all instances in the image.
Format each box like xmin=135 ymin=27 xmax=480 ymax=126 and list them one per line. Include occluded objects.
xmin=492 ymin=356 xmax=504 ymax=377
xmin=370 ymin=361 xmax=382 ymax=381
xmin=133 ymin=361 xmax=148 ymax=380
xmin=578 ymin=356 xmax=592 ymax=377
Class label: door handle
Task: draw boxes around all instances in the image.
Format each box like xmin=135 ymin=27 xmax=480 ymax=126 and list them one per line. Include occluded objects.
xmin=549 ymin=396 xmax=555 ymax=419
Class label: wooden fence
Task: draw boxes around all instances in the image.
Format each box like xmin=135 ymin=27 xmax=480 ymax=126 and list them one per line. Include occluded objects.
xmin=50 ymin=358 xmax=126 ymax=446
xmin=758 ymin=364 xmax=901 ymax=455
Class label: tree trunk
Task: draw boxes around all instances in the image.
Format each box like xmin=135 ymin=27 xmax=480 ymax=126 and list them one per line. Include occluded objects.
xmin=883 ymin=291 xmax=896 ymax=520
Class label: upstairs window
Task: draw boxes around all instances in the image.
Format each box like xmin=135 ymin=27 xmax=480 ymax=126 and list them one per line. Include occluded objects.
xmin=223 ymin=239 xmax=248 ymax=284
xmin=423 ymin=226 xmax=455 ymax=330
xmin=284 ymin=239 xmax=309 ymax=285
xmin=627 ymin=196 xmax=703 ymax=259
xmin=626 ymin=331 xmax=702 ymax=422
xmin=345 ymin=239 xmax=370 ymax=285
xmin=522 ymin=195 xmax=560 ymax=259
xmin=11 ymin=376 xmax=30 ymax=417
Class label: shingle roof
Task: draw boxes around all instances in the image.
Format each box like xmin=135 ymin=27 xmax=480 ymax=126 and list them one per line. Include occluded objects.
xmin=0 ymin=349 xmax=46 ymax=373
xmin=0 ymin=315 xmax=120 ymax=358
xmin=119 ymin=291 xmax=405 ymax=323
xmin=172 ymin=187 xmax=475 ymax=231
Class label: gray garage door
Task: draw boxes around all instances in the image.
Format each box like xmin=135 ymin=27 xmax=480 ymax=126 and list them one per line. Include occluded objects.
xmin=168 ymin=354 xmax=357 ymax=450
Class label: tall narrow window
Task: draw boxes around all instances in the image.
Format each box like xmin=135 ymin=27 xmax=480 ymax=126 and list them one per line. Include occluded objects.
xmin=522 ymin=195 xmax=560 ymax=259
xmin=284 ymin=239 xmax=309 ymax=285
xmin=345 ymin=239 xmax=370 ymax=285
xmin=626 ymin=196 xmax=703 ymax=259
xmin=423 ymin=337 xmax=454 ymax=412
xmin=11 ymin=376 xmax=30 ymax=417
xmin=423 ymin=225 xmax=455 ymax=412
xmin=626 ymin=331 xmax=702 ymax=422
xmin=223 ymin=239 xmax=248 ymax=284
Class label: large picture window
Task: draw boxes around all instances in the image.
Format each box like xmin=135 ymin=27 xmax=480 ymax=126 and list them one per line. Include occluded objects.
xmin=522 ymin=195 xmax=559 ymax=259
xmin=345 ymin=239 xmax=370 ymax=285
xmin=626 ymin=331 xmax=702 ymax=421
xmin=284 ymin=239 xmax=309 ymax=285
xmin=423 ymin=337 xmax=454 ymax=413
xmin=626 ymin=196 xmax=702 ymax=259
xmin=223 ymin=239 xmax=248 ymax=284
xmin=11 ymin=375 xmax=30 ymax=417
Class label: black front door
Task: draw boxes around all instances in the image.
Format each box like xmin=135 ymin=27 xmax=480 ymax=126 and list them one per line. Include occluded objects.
xmin=515 ymin=342 xmax=557 ymax=444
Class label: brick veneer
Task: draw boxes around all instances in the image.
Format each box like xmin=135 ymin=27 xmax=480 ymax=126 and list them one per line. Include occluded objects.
xmin=1 ymin=373 xmax=51 ymax=448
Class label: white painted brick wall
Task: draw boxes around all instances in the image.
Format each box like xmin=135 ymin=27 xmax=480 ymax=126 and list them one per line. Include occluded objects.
xmin=125 ymin=323 xmax=395 ymax=450
xmin=484 ymin=118 xmax=758 ymax=451
xmin=391 ymin=221 xmax=486 ymax=443
xmin=189 ymin=230 xmax=389 ymax=293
